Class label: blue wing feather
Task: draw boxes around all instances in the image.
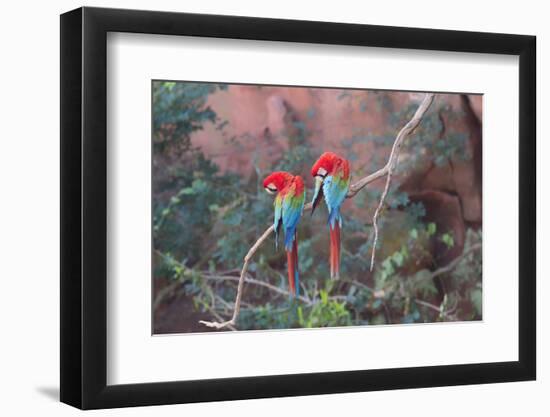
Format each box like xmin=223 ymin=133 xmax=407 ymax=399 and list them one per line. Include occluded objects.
xmin=282 ymin=187 xmax=305 ymax=250
xmin=273 ymin=195 xmax=283 ymax=249
xmin=323 ymin=175 xmax=348 ymax=228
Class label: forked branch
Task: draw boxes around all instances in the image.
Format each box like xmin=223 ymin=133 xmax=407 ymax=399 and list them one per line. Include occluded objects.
xmin=368 ymin=93 xmax=435 ymax=270
xmin=200 ymin=93 xmax=435 ymax=329
xmin=199 ymin=225 xmax=275 ymax=329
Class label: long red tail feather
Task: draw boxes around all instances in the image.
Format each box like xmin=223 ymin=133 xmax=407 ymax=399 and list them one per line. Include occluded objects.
xmin=286 ymin=250 xmax=295 ymax=295
xmin=287 ymin=233 xmax=299 ymax=296
xmin=294 ymin=237 xmax=299 ymax=295
xmin=329 ymin=223 xmax=341 ymax=280
xmin=329 ymin=226 xmax=335 ymax=278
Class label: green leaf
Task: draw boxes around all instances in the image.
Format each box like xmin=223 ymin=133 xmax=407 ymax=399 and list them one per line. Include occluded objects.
xmin=179 ymin=187 xmax=195 ymax=195
xmin=191 ymin=179 xmax=207 ymax=192
xmin=297 ymin=306 xmax=304 ymax=325
xmin=320 ymin=290 xmax=329 ymax=305
xmin=441 ymin=233 xmax=455 ymax=248
xmin=393 ymin=251 xmax=404 ymax=267
xmin=427 ymin=222 xmax=437 ymax=236
xmin=382 ymin=258 xmax=395 ymax=276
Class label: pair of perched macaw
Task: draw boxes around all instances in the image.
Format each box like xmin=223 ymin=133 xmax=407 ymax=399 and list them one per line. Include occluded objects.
xmin=262 ymin=152 xmax=351 ymax=297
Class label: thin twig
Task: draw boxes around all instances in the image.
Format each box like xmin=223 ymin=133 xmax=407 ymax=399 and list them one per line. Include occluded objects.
xmin=430 ymin=242 xmax=482 ymax=279
xmin=414 ymin=298 xmax=451 ymax=318
xmin=203 ymin=274 xmax=312 ymax=305
xmin=199 ymin=93 xmax=436 ymax=329
xmin=204 ymin=305 xmax=237 ymax=331
xmin=413 ymin=243 xmax=482 ymax=318
xmin=199 ymin=225 xmax=274 ymax=329
xmin=369 ymin=94 xmax=435 ymax=271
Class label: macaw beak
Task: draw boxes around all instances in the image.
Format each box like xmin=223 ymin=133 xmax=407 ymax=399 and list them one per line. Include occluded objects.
xmin=311 ymin=176 xmax=324 ymax=215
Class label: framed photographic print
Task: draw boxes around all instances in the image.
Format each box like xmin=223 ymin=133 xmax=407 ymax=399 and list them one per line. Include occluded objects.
xmin=60 ymin=6 xmax=536 ymax=409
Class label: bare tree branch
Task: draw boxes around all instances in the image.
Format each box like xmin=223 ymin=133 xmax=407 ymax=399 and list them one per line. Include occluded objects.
xmin=204 ymin=305 xmax=237 ymax=331
xmin=430 ymin=242 xmax=482 ymax=279
xmin=414 ymin=242 xmax=482 ymax=319
xmin=199 ymin=93 xmax=436 ymax=330
xmin=414 ymin=298 xmax=449 ymax=316
xmin=368 ymin=93 xmax=435 ymax=271
xmin=199 ymin=225 xmax=275 ymax=329
xmin=202 ymin=274 xmax=312 ymax=305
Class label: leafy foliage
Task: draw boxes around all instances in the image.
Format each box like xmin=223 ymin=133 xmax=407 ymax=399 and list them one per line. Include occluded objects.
xmin=152 ymin=81 xmax=227 ymax=154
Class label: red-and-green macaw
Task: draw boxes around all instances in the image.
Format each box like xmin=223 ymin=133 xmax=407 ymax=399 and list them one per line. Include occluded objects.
xmin=310 ymin=152 xmax=351 ymax=280
xmin=263 ymin=172 xmax=306 ymax=297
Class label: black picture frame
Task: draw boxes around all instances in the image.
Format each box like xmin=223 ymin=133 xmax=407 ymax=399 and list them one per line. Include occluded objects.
xmin=60 ymin=6 xmax=536 ymax=410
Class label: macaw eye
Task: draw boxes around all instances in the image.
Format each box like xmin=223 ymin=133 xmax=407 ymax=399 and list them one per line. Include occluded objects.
xmin=316 ymin=167 xmax=327 ymax=179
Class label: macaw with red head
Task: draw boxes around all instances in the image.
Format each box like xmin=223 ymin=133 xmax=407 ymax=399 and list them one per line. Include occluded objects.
xmin=263 ymin=172 xmax=306 ymax=296
xmin=310 ymin=152 xmax=351 ymax=280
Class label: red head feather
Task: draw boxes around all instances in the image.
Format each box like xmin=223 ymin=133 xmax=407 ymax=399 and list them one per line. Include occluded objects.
xmin=263 ymin=171 xmax=294 ymax=193
xmin=311 ymin=152 xmax=349 ymax=179
xmin=311 ymin=152 xmax=339 ymax=177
